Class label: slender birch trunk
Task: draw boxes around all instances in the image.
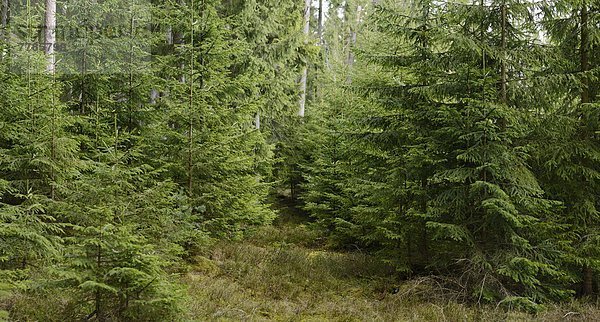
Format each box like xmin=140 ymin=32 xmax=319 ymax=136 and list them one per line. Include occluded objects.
xmin=255 ymin=110 xmax=260 ymax=130
xmin=44 ymin=0 xmax=56 ymax=73
xmin=45 ymin=0 xmax=57 ymax=198
xmin=298 ymin=0 xmax=311 ymax=117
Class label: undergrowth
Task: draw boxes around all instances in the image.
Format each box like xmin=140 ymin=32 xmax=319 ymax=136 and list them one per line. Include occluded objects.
xmin=182 ymin=204 xmax=600 ymax=321
xmin=3 ymin=203 xmax=599 ymax=321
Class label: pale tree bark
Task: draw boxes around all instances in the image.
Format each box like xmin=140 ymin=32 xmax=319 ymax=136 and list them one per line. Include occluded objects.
xmin=255 ymin=110 xmax=260 ymax=130
xmin=150 ymin=88 xmax=159 ymax=104
xmin=45 ymin=0 xmax=57 ymax=199
xmin=298 ymin=0 xmax=311 ymax=117
xmin=346 ymin=4 xmax=362 ymax=84
xmin=166 ymin=26 xmax=173 ymax=45
xmin=44 ymin=0 xmax=56 ymax=73
xmin=315 ymin=0 xmax=325 ymax=101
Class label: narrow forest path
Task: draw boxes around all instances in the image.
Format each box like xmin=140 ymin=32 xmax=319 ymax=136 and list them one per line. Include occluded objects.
xmin=182 ymin=200 xmax=598 ymax=321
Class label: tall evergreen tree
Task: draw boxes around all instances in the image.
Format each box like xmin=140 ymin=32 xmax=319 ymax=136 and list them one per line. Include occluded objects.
xmin=0 ymin=0 xmax=77 ymax=314
xmin=151 ymin=0 xmax=278 ymax=237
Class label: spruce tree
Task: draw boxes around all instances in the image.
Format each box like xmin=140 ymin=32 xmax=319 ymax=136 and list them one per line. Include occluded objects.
xmin=152 ymin=0 xmax=277 ymax=237
xmin=0 ymin=0 xmax=78 ymax=312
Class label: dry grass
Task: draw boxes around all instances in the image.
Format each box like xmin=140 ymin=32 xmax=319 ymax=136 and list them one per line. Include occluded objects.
xmin=182 ymin=219 xmax=600 ymax=321
xmin=3 ymin=203 xmax=599 ymax=321
xmin=5 ymin=206 xmax=597 ymax=321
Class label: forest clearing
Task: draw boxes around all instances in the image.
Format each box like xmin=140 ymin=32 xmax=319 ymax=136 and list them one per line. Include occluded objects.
xmin=180 ymin=202 xmax=600 ymax=321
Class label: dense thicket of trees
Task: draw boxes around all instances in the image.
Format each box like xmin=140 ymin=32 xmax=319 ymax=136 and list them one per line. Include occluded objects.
xmin=0 ymin=0 xmax=598 ymax=319
xmin=300 ymin=0 xmax=600 ymax=311
xmin=0 ymin=0 xmax=302 ymax=319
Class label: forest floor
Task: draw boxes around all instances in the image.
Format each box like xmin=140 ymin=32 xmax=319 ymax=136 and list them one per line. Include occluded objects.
xmin=182 ymin=199 xmax=600 ymax=321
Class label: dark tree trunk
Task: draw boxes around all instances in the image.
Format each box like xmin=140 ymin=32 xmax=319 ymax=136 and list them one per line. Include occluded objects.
xmin=96 ymin=246 xmax=104 ymax=322
xmin=581 ymin=4 xmax=589 ymax=105
xmin=318 ymin=0 xmax=323 ymax=44
xmin=419 ymin=176 xmax=429 ymax=265
xmin=580 ymin=4 xmax=593 ymax=297
xmin=583 ymin=265 xmax=594 ymax=296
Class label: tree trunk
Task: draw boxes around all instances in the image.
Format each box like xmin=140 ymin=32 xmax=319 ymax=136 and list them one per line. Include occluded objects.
xmin=581 ymin=4 xmax=589 ymax=105
xmin=583 ymin=265 xmax=594 ymax=296
xmin=96 ymin=245 xmax=104 ymax=322
xmin=150 ymin=88 xmax=159 ymax=104
xmin=318 ymin=0 xmax=323 ymax=44
xmin=45 ymin=0 xmax=56 ymax=199
xmin=419 ymin=176 xmax=429 ymax=265
xmin=187 ymin=0 xmax=195 ymax=195
xmin=298 ymin=0 xmax=311 ymax=117
xmin=255 ymin=111 xmax=260 ymax=130
xmin=44 ymin=0 xmax=56 ymax=73
xmin=580 ymin=4 xmax=593 ymax=297
xmin=299 ymin=68 xmax=308 ymax=117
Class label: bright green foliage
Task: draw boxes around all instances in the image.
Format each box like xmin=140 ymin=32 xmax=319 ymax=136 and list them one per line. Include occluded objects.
xmin=2 ymin=0 xmax=600 ymax=318
xmin=223 ymin=0 xmax=304 ymax=198
xmin=0 ymin=65 xmax=63 ymax=262
xmin=0 ymin=17 xmax=76 ymax=311
xmin=300 ymin=88 xmax=358 ymax=248
xmin=1 ymin=0 xmax=303 ymax=318
xmin=52 ymin=163 xmax=184 ymax=320
xmin=151 ymin=0 xmax=277 ymax=238
xmin=300 ymin=0 xmax=588 ymax=305
xmin=233 ymin=0 xmax=314 ymax=199
xmin=225 ymin=0 xmax=304 ymax=132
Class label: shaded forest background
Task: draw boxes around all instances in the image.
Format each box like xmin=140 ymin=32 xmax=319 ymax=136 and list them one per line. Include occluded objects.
xmin=0 ymin=0 xmax=599 ymax=320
